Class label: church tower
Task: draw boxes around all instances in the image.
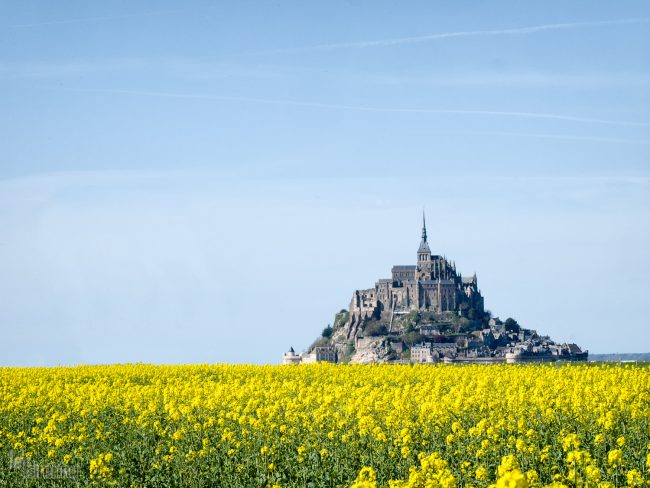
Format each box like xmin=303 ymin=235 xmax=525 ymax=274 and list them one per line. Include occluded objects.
xmin=416 ymin=211 xmax=433 ymax=281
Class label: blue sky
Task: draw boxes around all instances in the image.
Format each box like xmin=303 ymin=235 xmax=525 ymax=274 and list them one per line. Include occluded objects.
xmin=1 ymin=1 xmax=649 ymax=365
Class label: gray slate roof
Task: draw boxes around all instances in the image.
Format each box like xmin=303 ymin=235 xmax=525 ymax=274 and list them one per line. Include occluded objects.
xmin=420 ymin=279 xmax=455 ymax=285
xmin=418 ymin=240 xmax=431 ymax=253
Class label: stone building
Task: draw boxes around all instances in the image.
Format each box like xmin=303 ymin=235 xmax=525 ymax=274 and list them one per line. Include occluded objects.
xmin=411 ymin=343 xmax=436 ymax=363
xmin=283 ymin=346 xmax=337 ymax=365
xmin=282 ymin=347 xmax=302 ymax=365
xmin=310 ymin=346 xmax=337 ymax=363
xmin=348 ymin=213 xmax=485 ymax=331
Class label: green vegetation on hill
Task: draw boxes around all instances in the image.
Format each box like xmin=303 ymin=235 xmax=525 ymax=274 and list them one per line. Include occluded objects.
xmin=333 ymin=310 xmax=349 ymax=329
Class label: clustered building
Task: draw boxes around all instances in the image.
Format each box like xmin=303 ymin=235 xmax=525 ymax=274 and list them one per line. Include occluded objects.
xmin=407 ymin=317 xmax=587 ymax=364
xmin=283 ymin=346 xmax=337 ymax=365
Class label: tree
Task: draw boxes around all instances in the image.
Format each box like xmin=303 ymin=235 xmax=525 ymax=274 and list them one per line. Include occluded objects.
xmin=504 ymin=317 xmax=520 ymax=333
xmin=322 ymin=325 xmax=333 ymax=338
xmin=404 ymin=331 xmax=425 ymax=346
xmin=364 ymin=322 xmax=388 ymax=337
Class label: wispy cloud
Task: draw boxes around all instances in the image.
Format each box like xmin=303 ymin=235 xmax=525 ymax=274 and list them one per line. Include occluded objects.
xmin=443 ymin=131 xmax=650 ymax=146
xmin=5 ymin=58 xmax=650 ymax=91
xmin=8 ymin=9 xmax=199 ymax=29
xmin=348 ymin=72 xmax=650 ymax=89
xmin=0 ymin=58 xmax=282 ymax=81
xmin=259 ymin=17 xmax=650 ymax=54
xmin=0 ymin=59 xmax=147 ymax=78
xmin=70 ymin=88 xmax=650 ymax=128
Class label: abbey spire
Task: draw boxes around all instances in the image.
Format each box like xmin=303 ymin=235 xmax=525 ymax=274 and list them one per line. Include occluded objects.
xmin=418 ymin=210 xmax=431 ymax=254
xmin=421 ymin=210 xmax=427 ymax=241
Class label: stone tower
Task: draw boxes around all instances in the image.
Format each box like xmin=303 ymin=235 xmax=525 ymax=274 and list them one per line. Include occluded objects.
xmin=416 ymin=211 xmax=433 ymax=281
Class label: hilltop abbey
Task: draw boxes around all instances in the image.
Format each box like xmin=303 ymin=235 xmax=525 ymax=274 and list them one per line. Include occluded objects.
xmin=348 ymin=214 xmax=484 ymax=335
xmin=284 ymin=212 xmax=587 ymax=365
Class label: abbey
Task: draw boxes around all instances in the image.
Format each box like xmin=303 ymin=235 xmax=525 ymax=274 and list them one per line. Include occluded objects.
xmin=285 ymin=212 xmax=587 ymax=364
xmin=348 ymin=214 xmax=484 ymax=332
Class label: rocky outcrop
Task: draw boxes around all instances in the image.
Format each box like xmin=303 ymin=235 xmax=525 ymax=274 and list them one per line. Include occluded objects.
xmin=350 ymin=337 xmax=393 ymax=364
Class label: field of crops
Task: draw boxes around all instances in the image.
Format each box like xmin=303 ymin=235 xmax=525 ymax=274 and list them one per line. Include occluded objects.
xmin=0 ymin=363 xmax=649 ymax=487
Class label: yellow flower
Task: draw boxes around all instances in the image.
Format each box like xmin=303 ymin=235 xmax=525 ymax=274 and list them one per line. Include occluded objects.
xmin=495 ymin=469 xmax=528 ymax=488
xmin=585 ymin=464 xmax=601 ymax=482
xmin=89 ymin=453 xmax=112 ymax=480
xmin=562 ymin=433 xmax=580 ymax=452
xmin=626 ymin=469 xmax=643 ymax=487
xmin=351 ymin=467 xmax=377 ymax=488
xmin=525 ymin=470 xmax=539 ymax=484
xmin=566 ymin=449 xmax=591 ymax=465
xmin=498 ymin=455 xmax=520 ymax=477
xmin=607 ymin=449 xmax=623 ymax=466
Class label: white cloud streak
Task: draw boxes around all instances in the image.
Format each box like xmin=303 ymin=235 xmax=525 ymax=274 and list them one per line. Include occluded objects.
xmin=442 ymin=131 xmax=650 ymax=146
xmin=0 ymin=58 xmax=282 ymax=81
xmin=350 ymin=72 xmax=650 ymax=89
xmin=260 ymin=17 xmax=650 ymax=53
xmin=8 ymin=9 xmax=198 ymax=28
xmin=72 ymin=88 xmax=650 ymax=129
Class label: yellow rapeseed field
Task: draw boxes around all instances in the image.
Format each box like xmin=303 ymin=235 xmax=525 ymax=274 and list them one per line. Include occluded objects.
xmin=0 ymin=363 xmax=649 ymax=487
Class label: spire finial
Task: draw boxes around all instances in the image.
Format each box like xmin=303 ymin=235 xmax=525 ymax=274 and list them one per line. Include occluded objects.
xmin=422 ymin=209 xmax=427 ymax=242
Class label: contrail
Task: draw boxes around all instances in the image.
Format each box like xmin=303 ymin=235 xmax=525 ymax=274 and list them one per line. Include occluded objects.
xmin=446 ymin=131 xmax=650 ymax=146
xmin=259 ymin=17 xmax=650 ymax=53
xmin=9 ymin=9 xmax=196 ymax=28
xmin=75 ymin=88 xmax=650 ymax=128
